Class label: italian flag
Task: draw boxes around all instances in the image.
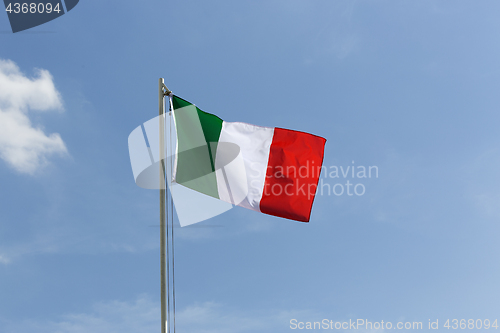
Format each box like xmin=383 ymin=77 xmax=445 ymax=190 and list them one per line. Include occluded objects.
xmin=171 ymin=95 xmax=326 ymax=222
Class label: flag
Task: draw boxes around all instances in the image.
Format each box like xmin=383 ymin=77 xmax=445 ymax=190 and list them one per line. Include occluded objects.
xmin=171 ymin=95 xmax=326 ymax=222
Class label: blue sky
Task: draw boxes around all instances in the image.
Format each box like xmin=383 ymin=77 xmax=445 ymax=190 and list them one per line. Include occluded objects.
xmin=1 ymin=1 xmax=500 ymax=332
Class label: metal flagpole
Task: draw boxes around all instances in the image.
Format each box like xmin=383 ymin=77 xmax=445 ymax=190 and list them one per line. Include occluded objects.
xmin=159 ymin=78 xmax=167 ymax=333
xmin=159 ymin=78 xmax=174 ymax=333
xmin=160 ymin=77 xmax=175 ymax=333
xmin=159 ymin=78 xmax=173 ymax=333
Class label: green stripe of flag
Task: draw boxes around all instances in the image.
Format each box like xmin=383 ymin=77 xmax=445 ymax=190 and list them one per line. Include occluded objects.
xmin=172 ymin=95 xmax=223 ymax=199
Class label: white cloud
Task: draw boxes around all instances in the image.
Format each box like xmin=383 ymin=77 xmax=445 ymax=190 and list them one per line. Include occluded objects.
xmin=2 ymin=295 xmax=399 ymax=333
xmin=0 ymin=254 xmax=10 ymax=264
xmin=177 ymin=302 xmax=270 ymax=333
xmin=0 ymin=232 xmax=61 ymax=265
xmin=1 ymin=296 xmax=157 ymax=333
xmin=1 ymin=296 xmax=319 ymax=333
xmin=0 ymin=59 xmax=67 ymax=174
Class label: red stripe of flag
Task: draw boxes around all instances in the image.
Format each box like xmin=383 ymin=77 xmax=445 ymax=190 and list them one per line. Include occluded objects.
xmin=260 ymin=128 xmax=326 ymax=222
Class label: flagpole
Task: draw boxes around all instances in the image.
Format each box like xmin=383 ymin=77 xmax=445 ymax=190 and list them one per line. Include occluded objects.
xmin=159 ymin=78 xmax=167 ymax=333
xmin=159 ymin=78 xmax=173 ymax=333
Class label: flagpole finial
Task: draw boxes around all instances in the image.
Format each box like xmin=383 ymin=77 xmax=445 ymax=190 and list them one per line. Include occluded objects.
xmin=159 ymin=78 xmax=172 ymax=96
